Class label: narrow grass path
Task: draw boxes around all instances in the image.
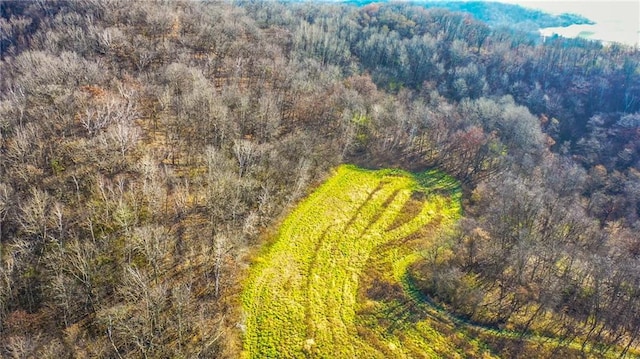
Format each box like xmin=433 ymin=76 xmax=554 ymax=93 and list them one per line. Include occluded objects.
xmin=242 ymin=165 xmax=476 ymax=358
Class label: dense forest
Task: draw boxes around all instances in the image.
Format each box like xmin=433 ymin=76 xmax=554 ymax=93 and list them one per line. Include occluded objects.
xmin=1 ymin=0 xmax=639 ymax=357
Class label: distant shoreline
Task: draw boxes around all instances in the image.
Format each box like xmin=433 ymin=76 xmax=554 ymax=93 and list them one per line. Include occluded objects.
xmin=498 ymin=0 xmax=640 ymax=47
xmin=539 ymin=24 xmax=640 ymax=47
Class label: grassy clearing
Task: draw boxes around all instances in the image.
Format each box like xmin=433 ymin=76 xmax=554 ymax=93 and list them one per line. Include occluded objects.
xmin=242 ymin=164 xmax=618 ymax=358
xmin=242 ymin=164 xmax=485 ymax=358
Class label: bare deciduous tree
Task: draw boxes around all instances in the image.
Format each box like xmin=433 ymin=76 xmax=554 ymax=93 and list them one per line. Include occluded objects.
xmin=232 ymin=139 xmax=256 ymax=178
xmin=81 ymin=98 xmax=138 ymax=138
xmin=18 ymin=189 xmax=50 ymax=242
xmin=212 ymin=233 xmax=231 ymax=297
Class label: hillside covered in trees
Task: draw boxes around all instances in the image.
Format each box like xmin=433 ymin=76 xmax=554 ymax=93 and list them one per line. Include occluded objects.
xmin=1 ymin=0 xmax=640 ymax=357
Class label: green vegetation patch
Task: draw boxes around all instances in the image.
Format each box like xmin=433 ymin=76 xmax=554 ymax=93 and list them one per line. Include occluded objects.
xmin=242 ymin=164 xmax=485 ymax=358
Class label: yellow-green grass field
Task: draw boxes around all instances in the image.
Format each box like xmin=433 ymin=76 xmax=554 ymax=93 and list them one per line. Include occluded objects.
xmin=241 ymin=164 xmax=496 ymax=358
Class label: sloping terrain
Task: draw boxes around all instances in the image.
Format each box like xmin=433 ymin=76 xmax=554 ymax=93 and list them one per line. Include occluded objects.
xmin=3 ymin=1 xmax=640 ymax=357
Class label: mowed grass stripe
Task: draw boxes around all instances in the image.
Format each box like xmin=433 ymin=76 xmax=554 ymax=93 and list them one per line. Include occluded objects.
xmin=243 ymin=166 xmax=376 ymax=357
xmin=242 ymin=165 xmax=461 ymax=358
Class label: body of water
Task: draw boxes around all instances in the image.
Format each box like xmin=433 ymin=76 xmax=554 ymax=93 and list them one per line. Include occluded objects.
xmin=498 ymin=0 xmax=639 ymax=47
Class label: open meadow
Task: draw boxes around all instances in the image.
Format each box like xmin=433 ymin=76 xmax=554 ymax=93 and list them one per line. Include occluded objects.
xmin=241 ymin=165 xmax=490 ymax=358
